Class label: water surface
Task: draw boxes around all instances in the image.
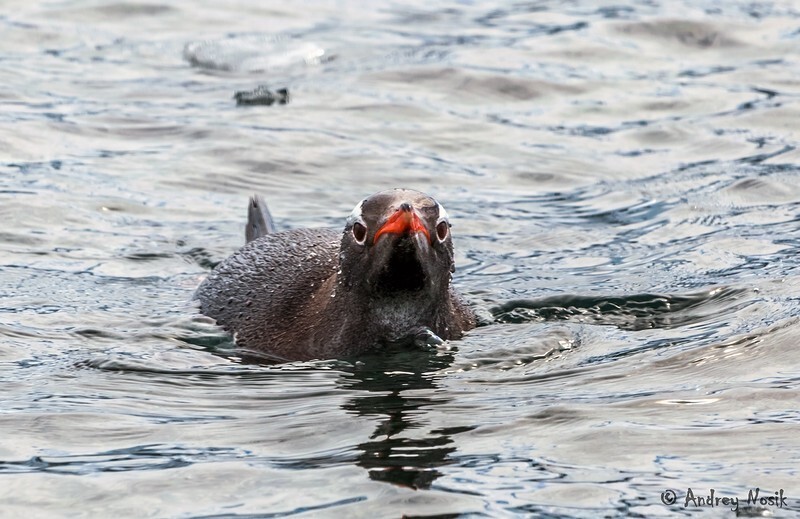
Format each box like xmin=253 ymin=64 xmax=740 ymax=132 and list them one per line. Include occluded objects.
xmin=2 ymin=0 xmax=800 ymax=517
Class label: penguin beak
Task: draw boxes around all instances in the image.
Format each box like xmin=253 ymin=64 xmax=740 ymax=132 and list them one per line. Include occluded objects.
xmin=373 ymin=203 xmax=431 ymax=245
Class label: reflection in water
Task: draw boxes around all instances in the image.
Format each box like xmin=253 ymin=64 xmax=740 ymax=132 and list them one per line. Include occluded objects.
xmin=81 ymin=346 xmax=464 ymax=491
xmin=338 ymin=348 xmax=462 ymax=489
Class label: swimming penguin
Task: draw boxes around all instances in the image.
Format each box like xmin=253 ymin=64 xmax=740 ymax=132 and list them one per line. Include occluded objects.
xmin=195 ymin=189 xmax=476 ymax=361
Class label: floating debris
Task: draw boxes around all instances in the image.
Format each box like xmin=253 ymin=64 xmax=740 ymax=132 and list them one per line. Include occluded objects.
xmin=233 ymin=86 xmax=289 ymax=106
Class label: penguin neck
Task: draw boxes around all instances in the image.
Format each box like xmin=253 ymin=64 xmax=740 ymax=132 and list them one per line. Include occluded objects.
xmin=329 ymin=276 xmax=451 ymax=342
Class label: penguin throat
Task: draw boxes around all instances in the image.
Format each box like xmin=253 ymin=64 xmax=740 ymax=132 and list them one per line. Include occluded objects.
xmin=376 ymin=238 xmax=426 ymax=294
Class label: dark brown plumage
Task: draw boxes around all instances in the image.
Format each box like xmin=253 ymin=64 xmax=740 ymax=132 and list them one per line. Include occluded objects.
xmin=195 ymin=189 xmax=475 ymax=361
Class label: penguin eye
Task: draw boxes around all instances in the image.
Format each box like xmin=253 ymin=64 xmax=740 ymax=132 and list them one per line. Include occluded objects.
xmin=436 ymin=221 xmax=449 ymax=242
xmin=352 ymin=222 xmax=367 ymax=244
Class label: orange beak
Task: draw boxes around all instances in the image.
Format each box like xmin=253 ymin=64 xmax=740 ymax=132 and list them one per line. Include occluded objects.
xmin=373 ymin=204 xmax=430 ymax=244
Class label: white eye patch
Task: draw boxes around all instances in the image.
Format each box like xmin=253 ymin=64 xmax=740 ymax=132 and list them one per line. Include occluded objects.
xmin=347 ymin=199 xmax=365 ymax=225
xmin=435 ymin=200 xmax=450 ymax=225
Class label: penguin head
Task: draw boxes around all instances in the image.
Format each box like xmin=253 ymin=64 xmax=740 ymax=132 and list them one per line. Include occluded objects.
xmin=339 ymin=189 xmax=456 ymax=298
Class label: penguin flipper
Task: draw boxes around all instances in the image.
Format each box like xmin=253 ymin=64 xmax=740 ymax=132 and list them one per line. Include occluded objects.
xmin=246 ymin=194 xmax=277 ymax=243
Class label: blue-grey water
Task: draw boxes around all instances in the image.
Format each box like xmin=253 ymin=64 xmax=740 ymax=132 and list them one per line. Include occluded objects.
xmin=2 ymin=1 xmax=800 ymax=517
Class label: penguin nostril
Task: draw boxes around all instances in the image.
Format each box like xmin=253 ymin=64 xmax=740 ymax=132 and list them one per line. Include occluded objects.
xmin=399 ymin=202 xmax=412 ymax=212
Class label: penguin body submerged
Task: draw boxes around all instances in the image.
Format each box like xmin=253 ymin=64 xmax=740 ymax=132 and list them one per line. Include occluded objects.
xmin=195 ymin=189 xmax=475 ymax=361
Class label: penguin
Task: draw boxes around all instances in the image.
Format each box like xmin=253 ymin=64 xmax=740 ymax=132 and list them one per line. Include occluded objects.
xmin=195 ymin=189 xmax=476 ymax=361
